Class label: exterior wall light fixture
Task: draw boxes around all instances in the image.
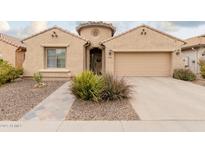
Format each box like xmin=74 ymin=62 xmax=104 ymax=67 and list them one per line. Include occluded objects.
xmin=109 ymin=50 xmax=112 ymax=56
xmin=176 ymin=51 xmax=180 ymax=55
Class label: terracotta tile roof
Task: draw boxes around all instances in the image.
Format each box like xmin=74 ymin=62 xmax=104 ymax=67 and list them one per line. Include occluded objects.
xmin=0 ymin=33 xmax=25 ymax=48
xmin=76 ymin=21 xmax=116 ymax=36
xmin=182 ymin=35 xmax=205 ymax=50
xmin=22 ymin=26 xmax=88 ymax=42
xmin=101 ymin=24 xmax=186 ymax=44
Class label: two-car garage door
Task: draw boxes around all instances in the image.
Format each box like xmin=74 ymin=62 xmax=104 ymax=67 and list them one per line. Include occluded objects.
xmin=114 ymin=52 xmax=171 ymax=76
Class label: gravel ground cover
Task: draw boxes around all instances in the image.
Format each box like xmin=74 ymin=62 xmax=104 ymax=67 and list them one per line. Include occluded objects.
xmin=193 ymin=79 xmax=205 ymax=86
xmin=0 ymin=79 xmax=65 ymax=121
xmin=66 ymin=100 xmax=139 ymax=120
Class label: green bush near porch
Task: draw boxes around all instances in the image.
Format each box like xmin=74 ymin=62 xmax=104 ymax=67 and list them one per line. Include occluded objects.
xmin=173 ymin=68 xmax=196 ymax=81
xmin=70 ymin=71 xmax=132 ymax=102
xmin=71 ymin=71 xmax=105 ymax=102
xmin=0 ymin=59 xmax=23 ymax=86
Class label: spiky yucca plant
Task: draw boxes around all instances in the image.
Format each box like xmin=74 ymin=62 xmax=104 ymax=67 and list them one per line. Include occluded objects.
xmin=71 ymin=71 xmax=104 ymax=102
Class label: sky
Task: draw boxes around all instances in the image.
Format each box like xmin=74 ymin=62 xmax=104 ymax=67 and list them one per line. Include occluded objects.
xmin=1 ymin=21 xmax=205 ymax=40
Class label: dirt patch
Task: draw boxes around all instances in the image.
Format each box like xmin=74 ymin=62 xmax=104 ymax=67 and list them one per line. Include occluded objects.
xmin=65 ymin=99 xmax=139 ymax=121
xmin=0 ymin=79 xmax=65 ymax=121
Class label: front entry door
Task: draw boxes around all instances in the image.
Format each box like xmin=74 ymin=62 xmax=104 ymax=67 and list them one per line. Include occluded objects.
xmin=90 ymin=48 xmax=102 ymax=75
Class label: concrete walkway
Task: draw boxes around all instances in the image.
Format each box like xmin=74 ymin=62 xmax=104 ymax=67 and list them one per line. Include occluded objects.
xmin=20 ymin=82 xmax=75 ymax=121
xmin=2 ymin=120 xmax=205 ymax=132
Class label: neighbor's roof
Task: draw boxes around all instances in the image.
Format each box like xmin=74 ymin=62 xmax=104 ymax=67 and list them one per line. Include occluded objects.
xmin=22 ymin=26 xmax=88 ymax=42
xmin=182 ymin=35 xmax=205 ymax=50
xmin=76 ymin=21 xmax=116 ymax=36
xmin=101 ymin=24 xmax=186 ymax=44
xmin=0 ymin=33 xmax=25 ymax=48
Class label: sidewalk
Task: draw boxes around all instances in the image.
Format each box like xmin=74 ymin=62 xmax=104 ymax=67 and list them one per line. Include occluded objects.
xmin=1 ymin=120 xmax=205 ymax=132
xmin=20 ymin=82 xmax=75 ymax=121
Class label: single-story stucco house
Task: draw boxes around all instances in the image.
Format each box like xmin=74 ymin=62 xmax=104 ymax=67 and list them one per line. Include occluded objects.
xmin=1 ymin=22 xmax=187 ymax=79
xmin=182 ymin=35 xmax=205 ymax=74
xmin=0 ymin=33 xmax=26 ymax=68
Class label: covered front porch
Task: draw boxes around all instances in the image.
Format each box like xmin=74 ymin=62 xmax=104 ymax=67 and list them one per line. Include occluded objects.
xmin=84 ymin=45 xmax=105 ymax=75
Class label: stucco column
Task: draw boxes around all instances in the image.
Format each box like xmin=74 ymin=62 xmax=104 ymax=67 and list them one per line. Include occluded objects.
xmin=105 ymin=49 xmax=114 ymax=74
xmin=171 ymin=41 xmax=184 ymax=75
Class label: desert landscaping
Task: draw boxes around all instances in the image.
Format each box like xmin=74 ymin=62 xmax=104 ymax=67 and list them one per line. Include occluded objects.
xmin=0 ymin=79 xmax=65 ymax=120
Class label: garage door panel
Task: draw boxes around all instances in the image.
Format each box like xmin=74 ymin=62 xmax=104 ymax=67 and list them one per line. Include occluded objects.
xmin=114 ymin=52 xmax=171 ymax=76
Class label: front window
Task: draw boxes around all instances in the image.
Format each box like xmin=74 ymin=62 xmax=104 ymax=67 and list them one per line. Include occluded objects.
xmin=46 ymin=48 xmax=66 ymax=68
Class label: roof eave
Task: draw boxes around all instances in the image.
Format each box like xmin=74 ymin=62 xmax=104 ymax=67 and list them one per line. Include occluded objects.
xmin=101 ymin=24 xmax=186 ymax=44
xmin=0 ymin=38 xmax=25 ymax=48
xmin=76 ymin=22 xmax=116 ymax=36
xmin=22 ymin=26 xmax=88 ymax=42
xmin=182 ymin=44 xmax=205 ymax=51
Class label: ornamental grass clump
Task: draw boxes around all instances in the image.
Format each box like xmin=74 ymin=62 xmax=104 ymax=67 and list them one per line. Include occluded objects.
xmin=101 ymin=74 xmax=132 ymax=101
xmin=71 ymin=71 xmax=104 ymax=102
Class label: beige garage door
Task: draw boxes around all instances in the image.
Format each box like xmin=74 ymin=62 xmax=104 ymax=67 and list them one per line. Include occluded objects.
xmin=114 ymin=52 xmax=171 ymax=76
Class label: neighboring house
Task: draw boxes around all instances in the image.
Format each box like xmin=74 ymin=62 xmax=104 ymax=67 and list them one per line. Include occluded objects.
xmin=0 ymin=33 xmax=26 ymax=68
xmin=182 ymin=35 xmax=205 ymax=74
xmin=22 ymin=22 xmax=185 ymax=79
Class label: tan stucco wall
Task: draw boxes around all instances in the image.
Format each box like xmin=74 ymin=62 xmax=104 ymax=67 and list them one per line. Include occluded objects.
xmin=23 ymin=28 xmax=86 ymax=78
xmin=0 ymin=41 xmax=16 ymax=66
xmin=103 ymin=26 xmax=184 ymax=75
xmin=171 ymin=50 xmax=184 ymax=74
xmin=79 ymin=26 xmax=112 ymax=47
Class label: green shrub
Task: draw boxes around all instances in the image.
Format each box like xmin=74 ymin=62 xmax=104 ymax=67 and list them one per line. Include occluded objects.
xmin=199 ymin=60 xmax=205 ymax=79
xmin=0 ymin=59 xmax=21 ymax=85
xmin=16 ymin=68 xmax=24 ymax=76
xmin=101 ymin=74 xmax=132 ymax=101
xmin=71 ymin=71 xmax=104 ymax=102
xmin=0 ymin=59 xmax=3 ymax=65
xmin=173 ymin=69 xmax=196 ymax=81
xmin=33 ymin=72 xmax=43 ymax=84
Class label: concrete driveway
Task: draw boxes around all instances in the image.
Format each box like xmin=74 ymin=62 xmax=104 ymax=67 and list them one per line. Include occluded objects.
xmin=127 ymin=77 xmax=205 ymax=120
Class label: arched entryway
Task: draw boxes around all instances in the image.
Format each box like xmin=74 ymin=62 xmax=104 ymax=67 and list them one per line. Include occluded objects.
xmin=90 ymin=48 xmax=102 ymax=75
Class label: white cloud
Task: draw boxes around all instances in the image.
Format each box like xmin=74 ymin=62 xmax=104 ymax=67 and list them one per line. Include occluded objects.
xmin=10 ymin=21 xmax=48 ymax=39
xmin=109 ymin=21 xmax=145 ymax=35
xmin=0 ymin=21 xmax=10 ymax=32
xmin=156 ymin=21 xmax=178 ymax=32
xmin=170 ymin=24 xmax=205 ymax=39
xmin=4 ymin=21 xmax=205 ymax=40
xmin=27 ymin=21 xmax=48 ymax=35
xmin=109 ymin=21 xmax=178 ymax=35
